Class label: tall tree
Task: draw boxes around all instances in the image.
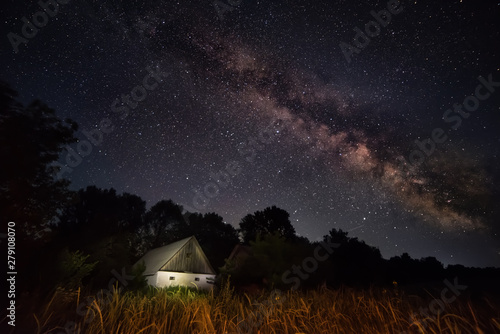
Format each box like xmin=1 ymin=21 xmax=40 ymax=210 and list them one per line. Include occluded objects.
xmin=57 ymin=186 xmax=146 ymax=242
xmin=142 ymin=199 xmax=191 ymax=249
xmin=0 ymin=82 xmax=77 ymax=241
xmin=239 ymin=206 xmax=296 ymax=243
xmin=55 ymin=186 xmax=147 ymax=286
xmin=222 ymin=233 xmax=313 ymax=290
xmin=187 ymin=212 xmax=239 ymax=270
xmin=0 ymin=82 xmax=78 ymax=296
xmin=312 ymin=228 xmax=385 ymax=287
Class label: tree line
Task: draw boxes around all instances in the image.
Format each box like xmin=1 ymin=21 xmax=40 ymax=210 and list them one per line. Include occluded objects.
xmin=1 ymin=82 xmax=499 ymax=299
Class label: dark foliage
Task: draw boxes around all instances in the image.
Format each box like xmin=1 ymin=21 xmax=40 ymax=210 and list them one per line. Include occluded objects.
xmin=0 ymin=81 xmax=77 ymax=241
xmin=239 ymin=205 xmax=297 ymax=243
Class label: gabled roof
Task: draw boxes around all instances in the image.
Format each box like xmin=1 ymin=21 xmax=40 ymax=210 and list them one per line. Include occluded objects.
xmin=135 ymin=236 xmax=216 ymax=276
xmin=227 ymin=244 xmax=252 ymax=262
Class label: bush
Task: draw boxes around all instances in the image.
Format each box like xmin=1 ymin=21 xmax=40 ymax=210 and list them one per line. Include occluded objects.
xmin=57 ymin=248 xmax=98 ymax=290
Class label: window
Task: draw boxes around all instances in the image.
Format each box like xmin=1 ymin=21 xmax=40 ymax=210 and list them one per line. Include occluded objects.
xmin=169 ymin=276 xmax=175 ymax=280
xmin=194 ymin=277 xmax=200 ymax=281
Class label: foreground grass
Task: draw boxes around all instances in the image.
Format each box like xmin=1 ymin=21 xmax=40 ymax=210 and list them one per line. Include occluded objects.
xmin=30 ymin=283 xmax=500 ymax=334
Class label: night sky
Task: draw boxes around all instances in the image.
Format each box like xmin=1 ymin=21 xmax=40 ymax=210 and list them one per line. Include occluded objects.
xmin=2 ymin=0 xmax=500 ymax=267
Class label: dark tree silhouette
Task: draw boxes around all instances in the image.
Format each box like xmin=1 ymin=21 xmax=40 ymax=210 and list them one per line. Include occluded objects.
xmin=55 ymin=186 xmax=147 ymax=286
xmin=142 ymin=199 xmax=191 ymax=249
xmin=0 ymin=82 xmax=77 ymax=241
xmin=0 ymin=82 xmax=79 ymax=297
xmin=58 ymin=186 xmax=146 ymax=237
xmin=187 ymin=212 xmax=239 ymax=270
xmin=419 ymin=256 xmax=445 ymax=275
xmin=324 ymin=228 xmax=350 ymax=244
xmin=239 ymin=205 xmax=296 ymax=243
xmin=316 ymin=228 xmax=384 ymax=287
xmin=387 ymin=252 xmax=419 ymax=284
xmin=222 ymin=233 xmax=312 ymax=290
xmin=387 ymin=253 xmax=445 ymax=284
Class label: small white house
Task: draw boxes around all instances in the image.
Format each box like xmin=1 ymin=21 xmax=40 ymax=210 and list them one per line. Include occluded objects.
xmin=135 ymin=236 xmax=216 ymax=290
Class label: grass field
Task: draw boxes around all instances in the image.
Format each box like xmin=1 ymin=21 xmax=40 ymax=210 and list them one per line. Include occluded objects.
xmin=29 ymin=282 xmax=500 ymax=334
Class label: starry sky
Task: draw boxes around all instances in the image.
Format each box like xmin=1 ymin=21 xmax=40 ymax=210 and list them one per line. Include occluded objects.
xmin=2 ymin=0 xmax=500 ymax=267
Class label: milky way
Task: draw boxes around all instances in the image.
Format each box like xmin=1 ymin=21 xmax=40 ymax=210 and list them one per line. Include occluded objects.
xmin=145 ymin=8 xmax=495 ymax=232
xmin=2 ymin=0 xmax=499 ymax=266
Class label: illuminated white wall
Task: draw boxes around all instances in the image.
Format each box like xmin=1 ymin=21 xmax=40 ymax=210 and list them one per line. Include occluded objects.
xmin=147 ymin=272 xmax=215 ymax=290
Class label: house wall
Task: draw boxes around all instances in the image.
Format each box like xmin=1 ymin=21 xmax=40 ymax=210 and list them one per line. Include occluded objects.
xmin=155 ymin=271 xmax=215 ymax=290
xmin=159 ymin=238 xmax=214 ymax=274
xmin=146 ymin=273 xmax=158 ymax=286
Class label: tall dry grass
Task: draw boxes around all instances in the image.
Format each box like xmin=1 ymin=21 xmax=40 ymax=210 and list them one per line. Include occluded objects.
xmin=32 ymin=283 xmax=500 ymax=334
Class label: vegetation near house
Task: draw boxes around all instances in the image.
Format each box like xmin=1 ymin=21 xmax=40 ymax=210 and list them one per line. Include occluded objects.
xmin=57 ymin=249 xmax=99 ymax=291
